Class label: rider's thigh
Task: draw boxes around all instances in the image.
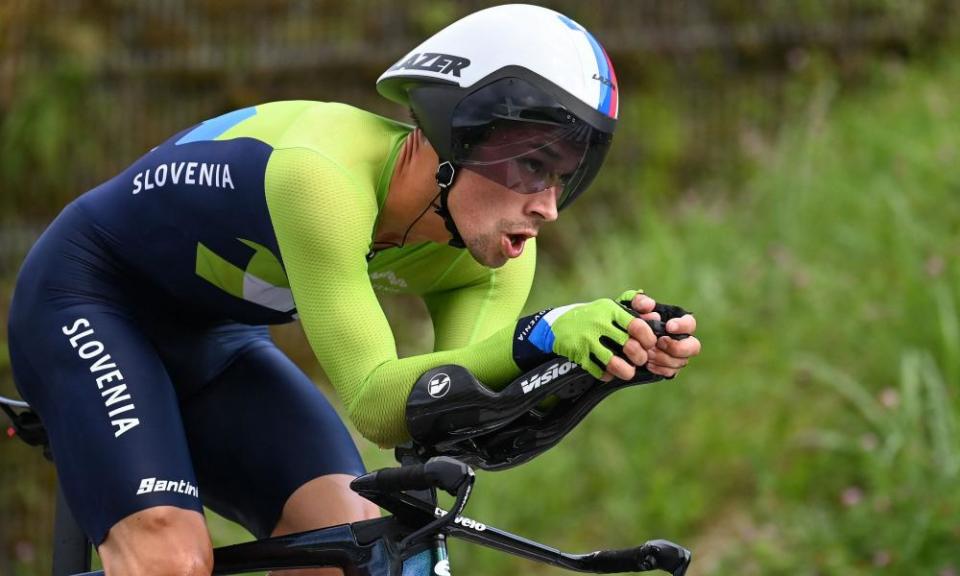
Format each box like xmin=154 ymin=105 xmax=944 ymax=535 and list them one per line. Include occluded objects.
xmin=271 ymin=473 xmax=380 ymax=536
xmin=7 ymin=204 xmax=204 ymax=546
xmin=268 ymin=474 xmax=380 ymax=576
xmin=98 ymin=506 xmax=212 ymax=576
xmin=179 ymin=342 xmax=369 ymax=538
xmin=178 ymin=342 xmax=375 ymax=576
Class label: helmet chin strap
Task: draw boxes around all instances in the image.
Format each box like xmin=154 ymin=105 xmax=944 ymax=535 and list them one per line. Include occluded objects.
xmin=434 ymin=161 xmax=466 ymax=249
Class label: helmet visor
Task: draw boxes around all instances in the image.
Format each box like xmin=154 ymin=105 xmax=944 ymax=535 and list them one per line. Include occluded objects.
xmin=449 ymin=78 xmax=612 ymax=209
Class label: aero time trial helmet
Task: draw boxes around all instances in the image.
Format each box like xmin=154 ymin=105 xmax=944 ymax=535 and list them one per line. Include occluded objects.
xmin=377 ymin=4 xmax=619 ymax=215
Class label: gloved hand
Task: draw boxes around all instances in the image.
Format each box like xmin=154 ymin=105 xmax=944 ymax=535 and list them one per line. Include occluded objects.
xmin=617 ymin=289 xmax=700 ymax=379
xmin=513 ymin=290 xmax=659 ymax=380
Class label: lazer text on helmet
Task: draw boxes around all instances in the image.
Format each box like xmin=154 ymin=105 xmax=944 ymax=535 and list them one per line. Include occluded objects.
xmin=389 ymin=53 xmax=471 ymax=77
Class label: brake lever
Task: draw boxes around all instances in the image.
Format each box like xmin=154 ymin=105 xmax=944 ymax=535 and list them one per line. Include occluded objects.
xmin=639 ymin=539 xmax=692 ymax=576
xmin=579 ymin=539 xmax=691 ymax=575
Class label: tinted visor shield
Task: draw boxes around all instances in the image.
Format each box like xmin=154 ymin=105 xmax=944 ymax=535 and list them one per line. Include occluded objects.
xmin=450 ymin=78 xmax=612 ymax=209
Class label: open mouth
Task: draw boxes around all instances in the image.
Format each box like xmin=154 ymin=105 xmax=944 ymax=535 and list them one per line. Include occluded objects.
xmin=502 ymin=232 xmax=533 ymax=258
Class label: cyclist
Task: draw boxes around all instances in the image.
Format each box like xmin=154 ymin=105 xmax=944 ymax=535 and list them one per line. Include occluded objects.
xmin=7 ymin=5 xmax=700 ymax=576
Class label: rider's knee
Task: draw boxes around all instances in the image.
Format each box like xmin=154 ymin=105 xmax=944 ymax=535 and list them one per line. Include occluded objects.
xmin=143 ymin=548 xmax=213 ymax=576
xmin=100 ymin=506 xmax=212 ymax=576
xmin=273 ymin=474 xmax=380 ymax=538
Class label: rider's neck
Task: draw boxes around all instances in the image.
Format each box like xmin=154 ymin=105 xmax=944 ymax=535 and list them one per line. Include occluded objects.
xmin=374 ymin=129 xmax=450 ymax=248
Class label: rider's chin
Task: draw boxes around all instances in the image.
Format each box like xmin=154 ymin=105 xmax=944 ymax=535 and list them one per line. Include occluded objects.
xmin=472 ymin=247 xmax=506 ymax=269
xmin=460 ymin=232 xmax=503 ymax=268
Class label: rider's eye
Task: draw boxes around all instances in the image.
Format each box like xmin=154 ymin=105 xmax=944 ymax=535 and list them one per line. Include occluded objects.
xmin=518 ymin=158 xmax=545 ymax=175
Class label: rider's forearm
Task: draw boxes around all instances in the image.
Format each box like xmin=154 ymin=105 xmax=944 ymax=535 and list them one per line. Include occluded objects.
xmin=337 ymin=323 xmax=519 ymax=447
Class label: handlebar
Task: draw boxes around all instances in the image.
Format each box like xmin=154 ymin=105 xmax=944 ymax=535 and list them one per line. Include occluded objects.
xmin=350 ymin=456 xmax=473 ymax=496
xmin=581 ymin=540 xmax=692 ymax=575
xmin=1 ymin=394 xmax=50 ymax=457
xmin=0 ymin=394 xmax=30 ymax=409
xmin=352 ymin=457 xmax=692 ymax=575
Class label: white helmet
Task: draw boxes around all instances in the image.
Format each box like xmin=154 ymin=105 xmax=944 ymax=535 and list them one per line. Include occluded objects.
xmin=377 ymin=4 xmax=618 ymax=216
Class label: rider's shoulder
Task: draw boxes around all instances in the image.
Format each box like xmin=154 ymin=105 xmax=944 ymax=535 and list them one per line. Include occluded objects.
xmin=268 ymin=101 xmax=409 ymax=140
xmin=254 ymin=101 xmax=409 ymax=162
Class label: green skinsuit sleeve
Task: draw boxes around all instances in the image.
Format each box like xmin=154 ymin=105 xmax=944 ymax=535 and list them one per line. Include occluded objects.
xmin=424 ymin=243 xmax=536 ymax=351
xmin=265 ymin=147 xmax=530 ymax=446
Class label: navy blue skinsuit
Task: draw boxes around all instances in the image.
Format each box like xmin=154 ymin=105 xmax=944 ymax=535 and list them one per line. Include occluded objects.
xmin=7 ymin=110 xmax=365 ymax=545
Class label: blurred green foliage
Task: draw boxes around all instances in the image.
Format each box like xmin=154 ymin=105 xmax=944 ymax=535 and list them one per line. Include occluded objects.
xmin=2 ymin=1 xmax=959 ymax=575
xmin=419 ymin=49 xmax=960 ymax=576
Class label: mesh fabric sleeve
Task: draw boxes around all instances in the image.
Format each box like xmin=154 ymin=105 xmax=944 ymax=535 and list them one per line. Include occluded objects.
xmin=264 ymin=147 xmax=522 ymax=447
xmin=424 ymin=242 xmax=536 ymax=351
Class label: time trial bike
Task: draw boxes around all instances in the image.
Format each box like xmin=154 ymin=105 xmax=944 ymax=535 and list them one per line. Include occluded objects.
xmin=2 ymin=317 xmax=692 ymax=576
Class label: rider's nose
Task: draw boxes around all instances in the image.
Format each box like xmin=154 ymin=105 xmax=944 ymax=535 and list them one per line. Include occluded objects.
xmin=526 ymin=186 xmax=559 ymax=222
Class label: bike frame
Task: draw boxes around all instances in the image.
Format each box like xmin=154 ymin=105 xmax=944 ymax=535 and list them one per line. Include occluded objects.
xmin=1 ymin=397 xmax=454 ymax=576
xmin=70 ymin=487 xmax=685 ymax=576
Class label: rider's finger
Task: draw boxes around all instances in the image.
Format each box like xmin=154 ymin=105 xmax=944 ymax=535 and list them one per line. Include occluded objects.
xmin=647 ymin=348 xmax=689 ymax=370
xmin=622 ymin=337 xmax=649 ymax=367
xmin=666 ymin=314 xmax=697 ymax=335
xmin=631 ymin=293 xmax=657 ymax=314
xmin=656 ymin=334 xmax=702 ymax=358
xmin=627 ymin=318 xmax=657 ymax=349
xmin=605 ymin=355 xmax=636 ymax=381
xmin=645 ymin=362 xmax=679 ymax=378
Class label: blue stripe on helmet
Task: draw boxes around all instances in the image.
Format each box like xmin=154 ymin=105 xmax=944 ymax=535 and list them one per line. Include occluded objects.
xmin=557 ymin=14 xmax=612 ymax=115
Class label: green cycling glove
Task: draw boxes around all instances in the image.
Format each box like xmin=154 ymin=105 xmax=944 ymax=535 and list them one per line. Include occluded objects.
xmin=513 ymin=290 xmax=643 ymax=379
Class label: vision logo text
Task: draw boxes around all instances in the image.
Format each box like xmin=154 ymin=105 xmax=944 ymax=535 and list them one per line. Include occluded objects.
xmin=520 ymin=360 xmax=576 ymax=394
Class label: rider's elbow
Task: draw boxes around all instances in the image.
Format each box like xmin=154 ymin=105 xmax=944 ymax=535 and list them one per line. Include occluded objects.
xmin=346 ymin=402 xmax=411 ymax=449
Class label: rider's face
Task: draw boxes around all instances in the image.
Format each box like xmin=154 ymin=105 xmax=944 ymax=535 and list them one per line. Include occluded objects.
xmin=445 ymin=122 xmax=588 ymax=267
xmin=447 ymin=167 xmax=560 ymax=268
